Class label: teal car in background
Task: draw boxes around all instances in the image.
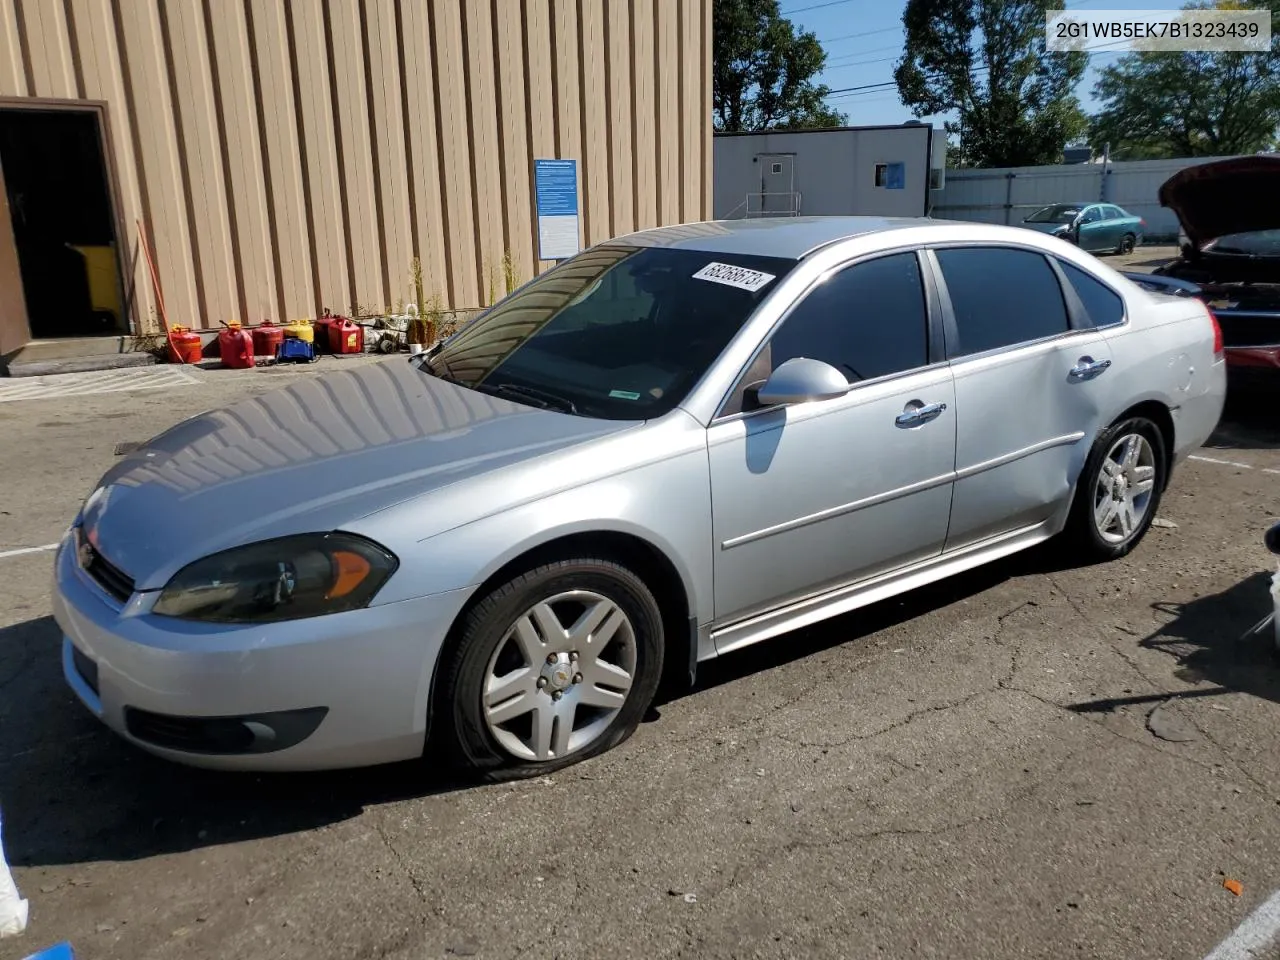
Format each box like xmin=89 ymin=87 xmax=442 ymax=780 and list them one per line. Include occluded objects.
xmin=1020 ymin=202 xmax=1147 ymax=254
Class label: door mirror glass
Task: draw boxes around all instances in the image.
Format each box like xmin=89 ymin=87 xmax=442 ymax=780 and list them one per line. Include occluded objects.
xmin=755 ymin=357 xmax=850 ymax=407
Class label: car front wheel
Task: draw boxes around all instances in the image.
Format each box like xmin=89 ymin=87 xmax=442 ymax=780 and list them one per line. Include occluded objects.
xmin=436 ymin=558 xmax=664 ymax=779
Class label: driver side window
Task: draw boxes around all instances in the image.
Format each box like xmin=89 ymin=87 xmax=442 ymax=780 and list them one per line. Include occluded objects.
xmin=719 ymin=251 xmax=930 ymax=416
xmin=1080 ymin=207 xmax=1101 ymax=224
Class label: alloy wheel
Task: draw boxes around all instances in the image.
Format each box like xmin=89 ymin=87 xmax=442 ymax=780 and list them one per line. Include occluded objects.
xmin=481 ymin=589 xmax=637 ymax=762
xmin=1092 ymin=432 xmax=1157 ymax=544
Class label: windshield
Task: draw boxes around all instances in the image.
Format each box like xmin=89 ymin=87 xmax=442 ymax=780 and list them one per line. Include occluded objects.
xmin=1025 ymin=204 xmax=1082 ymax=224
xmin=420 ymin=244 xmax=797 ymax=420
xmin=1203 ymin=229 xmax=1280 ymax=257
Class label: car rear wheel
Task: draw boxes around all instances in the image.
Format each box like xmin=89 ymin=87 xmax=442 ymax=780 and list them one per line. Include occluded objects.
xmin=1062 ymin=417 xmax=1167 ymax=563
xmin=1117 ymin=233 xmax=1136 ymax=254
xmin=436 ymin=558 xmax=664 ymax=779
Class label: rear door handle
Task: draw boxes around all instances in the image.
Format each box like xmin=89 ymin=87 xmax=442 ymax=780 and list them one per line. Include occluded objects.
xmin=1068 ymin=356 xmax=1112 ymax=381
xmin=896 ymin=401 xmax=947 ymax=428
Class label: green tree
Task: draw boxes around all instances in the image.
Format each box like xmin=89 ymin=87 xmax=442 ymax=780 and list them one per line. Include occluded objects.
xmin=1089 ymin=1 xmax=1280 ymax=159
xmin=895 ymin=0 xmax=1088 ymax=166
xmin=713 ymin=0 xmax=847 ymax=131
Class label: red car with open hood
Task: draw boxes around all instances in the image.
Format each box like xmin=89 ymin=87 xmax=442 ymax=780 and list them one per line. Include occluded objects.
xmin=1127 ymin=156 xmax=1280 ymax=390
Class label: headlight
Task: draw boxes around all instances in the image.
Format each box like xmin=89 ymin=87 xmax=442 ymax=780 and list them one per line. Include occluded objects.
xmin=152 ymin=533 xmax=398 ymax=623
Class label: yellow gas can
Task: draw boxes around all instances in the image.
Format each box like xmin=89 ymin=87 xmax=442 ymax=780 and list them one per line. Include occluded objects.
xmin=283 ymin=319 xmax=314 ymax=343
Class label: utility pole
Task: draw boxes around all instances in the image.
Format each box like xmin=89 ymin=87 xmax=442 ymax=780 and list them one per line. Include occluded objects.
xmin=1100 ymin=141 xmax=1111 ymax=202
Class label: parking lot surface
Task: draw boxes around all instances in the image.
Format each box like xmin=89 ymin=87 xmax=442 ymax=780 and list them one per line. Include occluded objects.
xmin=3 ymin=297 xmax=1280 ymax=959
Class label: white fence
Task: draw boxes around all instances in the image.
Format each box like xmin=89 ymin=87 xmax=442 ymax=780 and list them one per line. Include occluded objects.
xmin=931 ymin=154 xmax=1272 ymax=240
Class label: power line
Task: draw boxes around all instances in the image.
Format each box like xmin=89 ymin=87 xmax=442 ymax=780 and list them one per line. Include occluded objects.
xmin=823 ymin=79 xmax=899 ymax=95
xmin=819 ymin=26 xmax=902 ymax=46
xmin=825 ymin=55 xmax=899 ymax=71
xmin=823 ymin=43 xmax=902 ymax=65
xmin=782 ymin=0 xmax=860 ymax=14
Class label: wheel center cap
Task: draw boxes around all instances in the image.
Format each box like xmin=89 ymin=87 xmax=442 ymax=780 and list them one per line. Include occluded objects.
xmin=541 ymin=658 xmax=574 ymax=692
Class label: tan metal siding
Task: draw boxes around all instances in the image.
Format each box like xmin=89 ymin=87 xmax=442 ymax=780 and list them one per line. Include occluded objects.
xmin=0 ymin=0 xmax=711 ymax=336
xmin=0 ymin=0 xmax=27 ymax=97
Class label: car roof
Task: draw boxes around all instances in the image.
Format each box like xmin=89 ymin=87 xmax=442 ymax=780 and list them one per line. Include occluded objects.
xmin=611 ymin=216 xmax=948 ymax=260
xmin=610 ymin=214 xmax=1134 ymax=262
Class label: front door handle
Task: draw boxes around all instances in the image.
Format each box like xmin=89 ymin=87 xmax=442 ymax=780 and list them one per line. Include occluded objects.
xmin=896 ymin=400 xmax=947 ymax=428
xmin=1068 ymin=356 xmax=1112 ymax=381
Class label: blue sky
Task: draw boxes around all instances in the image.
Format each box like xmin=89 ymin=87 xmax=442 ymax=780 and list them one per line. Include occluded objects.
xmin=783 ymin=0 xmax=1189 ymax=128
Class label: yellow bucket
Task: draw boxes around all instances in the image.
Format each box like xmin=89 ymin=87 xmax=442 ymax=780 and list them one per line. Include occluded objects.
xmin=283 ymin=319 xmax=313 ymax=343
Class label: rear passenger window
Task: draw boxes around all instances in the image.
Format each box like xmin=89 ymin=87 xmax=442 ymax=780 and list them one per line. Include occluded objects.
xmin=1059 ymin=260 xmax=1124 ymax=327
xmin=934 ymin=247 xmax=1069 ymax=357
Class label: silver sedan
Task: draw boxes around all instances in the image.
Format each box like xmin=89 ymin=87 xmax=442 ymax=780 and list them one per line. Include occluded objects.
xmin=53 ymin=217 xmax=1226 ymax=776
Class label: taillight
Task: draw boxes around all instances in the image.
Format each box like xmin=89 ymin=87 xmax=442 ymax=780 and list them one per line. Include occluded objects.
xmin=1207 ymin=305 xmax=1224 ymax=356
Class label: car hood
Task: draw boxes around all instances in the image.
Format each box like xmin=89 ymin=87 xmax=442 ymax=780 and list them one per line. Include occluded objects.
xmin=1159 ymin=155 xmax=1280 ymax=250
xmin=80 ymin=359 xmax=634 ymax=589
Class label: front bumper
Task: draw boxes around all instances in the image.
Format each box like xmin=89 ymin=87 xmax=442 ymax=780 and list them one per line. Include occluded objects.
xmin=51 ymin=532 xmax=472 ymax=771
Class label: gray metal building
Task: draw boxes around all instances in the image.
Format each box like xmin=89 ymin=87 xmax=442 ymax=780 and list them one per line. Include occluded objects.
xmin=712 ymin=124 xmax=947 ymax=221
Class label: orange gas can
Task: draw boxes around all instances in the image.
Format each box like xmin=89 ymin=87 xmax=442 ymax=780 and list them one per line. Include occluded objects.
xmin=328 ymin=316 xmax=364 ymax=354
xmin=168 ymin=325 xmax=203 ymax=364
xmin=218 ymin=321 xmax=255 ymax=369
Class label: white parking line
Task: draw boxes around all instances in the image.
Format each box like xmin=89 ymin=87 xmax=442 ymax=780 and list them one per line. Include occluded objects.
xmin=0 ymin=543 xmax=58 ymax=560
xmin=1191 ymin=455 xmax=1257 ymax=469
xmin=1203 ymin=889 xmax=1280 ymax=960
xmin=1190 ymin=455 xmax=1280 ymax=476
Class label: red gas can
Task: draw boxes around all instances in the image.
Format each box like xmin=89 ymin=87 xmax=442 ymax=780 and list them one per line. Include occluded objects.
xmin=168 ymin=325 xmax=203 ymax=364
xmin=328 ymin=316 xmax=364 ymax=354
xmin=218 ymin=322 xmax=255 ymax=369
xmin=252 ymin=319 xmax=284 ymax=357
xmin=313 ymin=308 xmax=337 ymax=354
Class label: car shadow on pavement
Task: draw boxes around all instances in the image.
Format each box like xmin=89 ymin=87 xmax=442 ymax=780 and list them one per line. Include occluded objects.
xmin=0 ymin=615 xmax=471 ymax=870
xmin=665 ymin=543 xmax=1077 ymax=704
xmin=3 ymin=544 xmax=1067 ymax=869
xmin=1068 ymin=571 xmax=1280 ymax=714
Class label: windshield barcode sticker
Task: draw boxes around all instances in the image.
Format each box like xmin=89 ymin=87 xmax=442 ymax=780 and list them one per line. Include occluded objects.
xmin=692 ymin=262 xmax=776 ymax=292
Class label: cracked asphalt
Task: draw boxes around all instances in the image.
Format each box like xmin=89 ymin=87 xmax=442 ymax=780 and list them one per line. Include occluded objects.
xmin=3 ymin=323 xmax=1280 ymax=960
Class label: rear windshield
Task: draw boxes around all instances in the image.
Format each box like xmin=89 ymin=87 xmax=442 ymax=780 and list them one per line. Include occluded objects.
xmin=421 ymin=244 xmax=798 ymax=420
xmin=1204 ymin=229 xmax=1280 ymax=257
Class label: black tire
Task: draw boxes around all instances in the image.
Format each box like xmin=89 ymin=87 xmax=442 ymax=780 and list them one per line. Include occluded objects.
xmin=1061 ymin=416 xmax=1167 ymax=563
xmin=1118 ymin=233 xmax=1136 ymax=255
xmin=435 ymin=558 xmax=664 ymax=780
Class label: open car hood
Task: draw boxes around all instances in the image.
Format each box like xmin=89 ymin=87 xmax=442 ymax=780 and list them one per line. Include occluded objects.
xmin=1159 ymin=155 xmax=1280 ymax=249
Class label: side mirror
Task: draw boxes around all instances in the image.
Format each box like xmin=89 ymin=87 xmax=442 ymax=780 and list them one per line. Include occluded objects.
xmin=755 ymin=357 xmax=850 ymax=408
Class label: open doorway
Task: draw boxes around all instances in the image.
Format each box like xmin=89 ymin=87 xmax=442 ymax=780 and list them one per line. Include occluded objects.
xmin=0 ymin=106 xmax=125 ymax=349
